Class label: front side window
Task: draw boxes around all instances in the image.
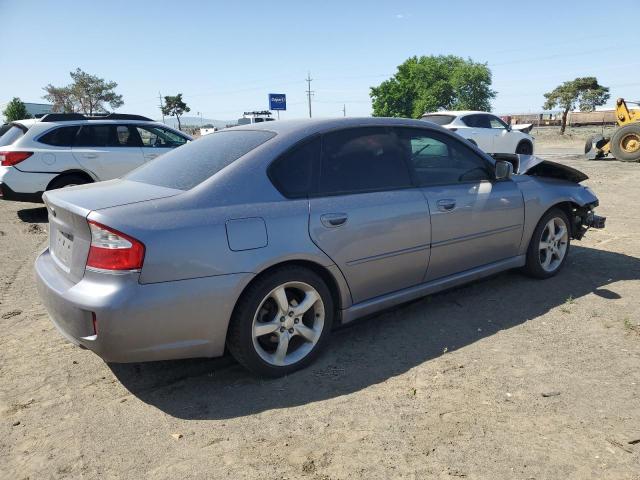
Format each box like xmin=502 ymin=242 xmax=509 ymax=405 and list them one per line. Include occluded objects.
xmin=38 ymin=126 xmax=80 ymax=146
xmin=114 ymin=125 xmax=142 ymax=147
xmin=269 ymin=136 xmax=320 ymax=198
xmin=126 ymin=130 xmax=275 ymax=190
xmin=319 ymin=127 xmax=412 ymax=196
xmin=397 ymin=128 xmax=492 ymax=186
xmin=136 ymin=126 xmax=188 ymax=148
xmin=488 ymin=115 xmax=508 ymax=129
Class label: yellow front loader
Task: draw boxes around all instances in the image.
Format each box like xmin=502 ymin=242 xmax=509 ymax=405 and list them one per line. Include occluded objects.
xmin=587 ymin=98 xmax=640 ymax=162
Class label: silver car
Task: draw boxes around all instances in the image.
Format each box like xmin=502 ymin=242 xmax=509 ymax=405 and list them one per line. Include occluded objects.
xmin=35 ymin=118 xmax=605 ymax=377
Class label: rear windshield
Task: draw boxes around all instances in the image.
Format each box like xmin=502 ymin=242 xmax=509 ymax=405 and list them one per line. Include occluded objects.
xmin=0 ymin=125 xmax=27 ymax=147
xmin=126 ymin=130 xmax=276 ymax=190
xmin=421 ymin=115 xmax=456 ymax=126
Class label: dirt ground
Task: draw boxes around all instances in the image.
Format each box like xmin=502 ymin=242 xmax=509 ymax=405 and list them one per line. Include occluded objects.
xmin=1 ymin=132 xmax=639 ymax=479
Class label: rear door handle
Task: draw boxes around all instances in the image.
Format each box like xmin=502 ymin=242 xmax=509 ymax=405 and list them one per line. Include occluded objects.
xmin=83 ymin=153 xmax=98 ymax=159
xmin=320 ymin=213 xmax=348 ymax=228
xmin=144 ymin=153 xmax=159 ymax=160
xmin=437 ymin=199 xmax=456 ymax=212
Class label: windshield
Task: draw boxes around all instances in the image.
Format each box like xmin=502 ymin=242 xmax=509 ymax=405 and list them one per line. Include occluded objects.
xmin=421 ymin=115 xmax=456 ymax=126
xmin=126 ymin=129 xmax=276 ymax=190
xmin=0 ymin=125 xmax=27 ymax=147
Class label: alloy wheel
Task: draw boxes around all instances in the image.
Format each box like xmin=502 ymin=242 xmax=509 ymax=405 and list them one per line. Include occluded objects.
xmin=538 ymin=217 xmax=568 ymax=272
xmin=251 ymin=281 xmax=325 ymax=367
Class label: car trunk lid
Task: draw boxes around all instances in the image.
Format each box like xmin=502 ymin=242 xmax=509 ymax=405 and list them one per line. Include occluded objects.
xmin=43 ymin=179 xmax=182 ymax=283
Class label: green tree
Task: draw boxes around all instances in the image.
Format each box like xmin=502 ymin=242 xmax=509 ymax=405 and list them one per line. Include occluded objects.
xmin=43 ymin=68 xmax=124 ymax=115
xmin=543 ymin=77 xmax=610 ymax=134
xmin=370 ymin=55 xmax=496 ymax=118
xmin=161 ymin=94 xmax=190 ymax=130
xmin=3 ymin=97 xmax=31 ymax=122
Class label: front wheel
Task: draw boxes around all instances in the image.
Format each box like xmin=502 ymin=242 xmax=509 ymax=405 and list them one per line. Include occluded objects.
xmin=226 ymin=266 xmax=334 ymax=377
xmin=516 ymin=141 xmax=533 ymax=155
xmin=523 ymin=209 xmax=570 ymax=279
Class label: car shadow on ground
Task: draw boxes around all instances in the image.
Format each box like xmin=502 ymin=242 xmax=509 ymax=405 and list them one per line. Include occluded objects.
xmin=109 ymin=245 xmax=640 ymax=420
xmin=17 ymin=207 xmax=48 ymax=223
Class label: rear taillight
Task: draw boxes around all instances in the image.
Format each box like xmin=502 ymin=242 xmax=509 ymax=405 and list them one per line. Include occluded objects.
xmin=86 ymin=220 xmax=145 ymax=271
xmin=0 ymin=151 xmax=33 ymax=166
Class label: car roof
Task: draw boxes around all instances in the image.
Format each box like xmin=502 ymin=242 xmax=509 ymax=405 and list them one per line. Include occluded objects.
xmin=227 ymin=117 xmax=436 ymax=137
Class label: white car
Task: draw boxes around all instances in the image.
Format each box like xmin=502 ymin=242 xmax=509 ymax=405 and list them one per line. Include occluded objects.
xmin=0 ymin=113 xmax=191 ymax=203
xmin=421 ymin=111 xmax=534 ymax=155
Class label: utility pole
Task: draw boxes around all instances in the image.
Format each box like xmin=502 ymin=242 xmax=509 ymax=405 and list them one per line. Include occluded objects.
xmin=305 ymin=72 xmax=314 ymax=118
xmin=158 ymin=92 xmax=165 ymax=123
xmin=342 ymin=104 xmax=346 ymax=117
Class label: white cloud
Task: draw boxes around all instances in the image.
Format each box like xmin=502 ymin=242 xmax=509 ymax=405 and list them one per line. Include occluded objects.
xmin=395 ymin=14 xmax=405 ymax=19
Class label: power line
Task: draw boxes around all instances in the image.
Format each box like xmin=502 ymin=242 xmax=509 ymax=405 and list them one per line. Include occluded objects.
xmin=305 ymin=72 xmax=314 ymax=118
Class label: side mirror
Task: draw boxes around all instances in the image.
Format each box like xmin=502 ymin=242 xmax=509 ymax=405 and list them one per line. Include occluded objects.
xmin=495 ymin=160 xmax=513 ymax=180
xmin=506 ymin=124 xmax=512 ymax=132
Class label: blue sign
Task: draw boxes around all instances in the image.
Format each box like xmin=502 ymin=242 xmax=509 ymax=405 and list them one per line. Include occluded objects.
xmin=269 ymin=93 xmax=287 ymax=111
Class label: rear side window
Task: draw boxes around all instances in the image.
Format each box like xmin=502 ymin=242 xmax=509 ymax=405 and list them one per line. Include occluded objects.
xmin=75 ymin=125 xmax=112 ymax=147
xmin=126 ymin=130 xmax=276 ymax=190
xmin=38 ymin=126 xmax=80 ymax=146
xmin=319 ymin=127 xmax=412 ymax=195
xmin=0 ymin=125 xmax=26 ymax=147
xmin=269 ymin=136 xmax=320 ymax=198
xmin=421 ymin=114 xmax=456 ymax=126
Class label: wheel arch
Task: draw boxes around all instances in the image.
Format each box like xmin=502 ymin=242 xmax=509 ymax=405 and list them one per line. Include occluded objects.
xmin=230 ymin=259 xmax=350 ymax=329
xmin=46 ymin=169 xmax=95 ymax=190
xmin=516 ymin=139 xmax=534 ymax=154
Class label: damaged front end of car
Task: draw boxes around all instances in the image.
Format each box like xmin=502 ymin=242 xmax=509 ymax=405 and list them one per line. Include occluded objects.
xmin=492 ymin=153 xmax=607 ymax=240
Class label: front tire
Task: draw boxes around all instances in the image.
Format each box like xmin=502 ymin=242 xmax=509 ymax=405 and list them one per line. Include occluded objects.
xmin=524 ymin=209 xmax=571 ymax=279
xmin=47 ymin=173 xmax=90 ymax=191
xmin=227 ymin=266 xmax=334 ymax=377
xmin=516 ymin=140 xmax=533 ymax=155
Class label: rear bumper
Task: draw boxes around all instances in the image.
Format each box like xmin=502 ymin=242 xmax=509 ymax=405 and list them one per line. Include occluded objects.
xmin=0 ymin=166 xmax=54 ymax=203
xmin=35 ymin=248 xmax=253 ymax=363
xmin=0 ymin=182 xmax=43 ymax=203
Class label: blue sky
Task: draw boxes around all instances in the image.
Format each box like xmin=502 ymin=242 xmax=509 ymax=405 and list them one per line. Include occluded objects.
xmin=1 ymin=0 xmax=639 ymax=121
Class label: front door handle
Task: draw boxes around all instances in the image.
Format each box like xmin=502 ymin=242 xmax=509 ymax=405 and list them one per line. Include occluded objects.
xmin=436 ymin=199 xmax=456 ymax=212
xmin=83 ymin=153 xmax=98 ymax=159
xmin=320 ymin=213 xmax=348 ymax=228
xmin=144 ymin=153 xmax=159 ymax=160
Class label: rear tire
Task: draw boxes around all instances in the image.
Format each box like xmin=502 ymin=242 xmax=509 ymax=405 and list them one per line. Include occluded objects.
xmin=516 ymin=141 xmax=533 ymax=155
xmin=47 ymin=174 xmax=91 ymax=191
xmin=523 ymin=208 xmax=571 ymax=279
xmin=226 ymin=266 xmax=334 ymax=377
xmin=610 ymin=123 xmax=640 ymax=162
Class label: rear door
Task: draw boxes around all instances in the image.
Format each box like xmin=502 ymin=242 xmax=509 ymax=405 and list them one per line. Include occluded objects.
xmin=72 ymin=124 xmax=144 ymax=179
xmin=396 ymin=127 xmax=524 ymax=281
xmin=308 ymin=127 xmax=431 ymax=304
xmin=134 ymin=125 xmax=189 ymax=162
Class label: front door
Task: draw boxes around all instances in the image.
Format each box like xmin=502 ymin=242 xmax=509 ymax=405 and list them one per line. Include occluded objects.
xmin=396 ymin=127 xmax=524 ymax=281
xmin=308 ymin=127 xmax=431 ymax=304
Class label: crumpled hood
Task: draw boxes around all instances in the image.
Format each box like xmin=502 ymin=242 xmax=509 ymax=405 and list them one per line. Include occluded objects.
xmin=492 ymin=154 xmax=589 ymax=184
xmin=517 ymin=155 xmax=589 ymax=183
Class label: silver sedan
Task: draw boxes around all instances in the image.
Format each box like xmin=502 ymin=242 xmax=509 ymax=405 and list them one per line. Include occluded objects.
xmin=35 ymin=118 xmax=605 ymax=376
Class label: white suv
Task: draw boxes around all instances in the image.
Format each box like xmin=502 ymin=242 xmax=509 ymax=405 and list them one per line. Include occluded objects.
xmin=421 ymin=111 xmax=534 ymax=155
xmin=0 ymin=113 xmax=192 ymax=202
